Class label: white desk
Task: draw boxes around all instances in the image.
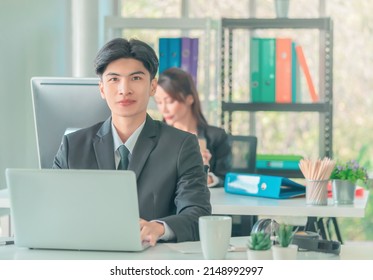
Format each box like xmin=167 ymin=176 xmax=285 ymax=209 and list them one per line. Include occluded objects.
xmin=1 ymin=187 xmax=369 ymax=226
xmin=0 ymin=189 xmax=10 ymax=208
xmin=1 ymin=187 xmax=369 ymax=218
xmin=0 ymin=236 xmax=372 ymax=260
xmin=210 ymin=188 xmax=369 ymax=218
xmin=0 ymin=189 xmax=11 ymax=237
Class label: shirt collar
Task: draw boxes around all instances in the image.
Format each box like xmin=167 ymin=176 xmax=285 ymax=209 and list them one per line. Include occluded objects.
xmin=111 ymin=120 xmax=146 ymax=154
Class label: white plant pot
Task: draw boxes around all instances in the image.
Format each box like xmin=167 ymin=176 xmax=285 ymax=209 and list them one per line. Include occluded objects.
xmin=272 ymin=244 xmax=298 ymax=260
xmin=274 ymin=0 xmax=290 ymax=18
xmin=247 ymin=248 xmax=273 ymax=260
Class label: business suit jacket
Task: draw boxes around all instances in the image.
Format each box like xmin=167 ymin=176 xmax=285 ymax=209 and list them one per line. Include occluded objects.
xmin=53 ymin=114 xmax=211 ymax=242
xmin=198 ymin=125 xmax=232 ymax=188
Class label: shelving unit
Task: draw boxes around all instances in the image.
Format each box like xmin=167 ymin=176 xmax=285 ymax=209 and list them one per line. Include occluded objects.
xmin=220 ymin=17 xmax=333 ymax=178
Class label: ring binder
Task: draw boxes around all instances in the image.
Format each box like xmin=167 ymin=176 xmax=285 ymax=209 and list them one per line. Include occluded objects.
xmin=224 ymin=172 xmax=306 ymax=199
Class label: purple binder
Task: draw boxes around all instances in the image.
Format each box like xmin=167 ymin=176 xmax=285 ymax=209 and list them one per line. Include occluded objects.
xmin=190 ymin=38 xmax=199 ymax=84
xmin=181 ymin=37 xmax=192 ymax=74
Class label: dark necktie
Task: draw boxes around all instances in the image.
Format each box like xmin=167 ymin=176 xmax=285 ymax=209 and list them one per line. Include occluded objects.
xmin=117 ymin=145 xmax=130 ymax=170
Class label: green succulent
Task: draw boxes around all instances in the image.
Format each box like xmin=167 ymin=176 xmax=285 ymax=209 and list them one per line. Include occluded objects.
xmin=276 ymin=224 xmax=297 ymax=247
xmin=247 ymin=232 xmax=272 ymax=251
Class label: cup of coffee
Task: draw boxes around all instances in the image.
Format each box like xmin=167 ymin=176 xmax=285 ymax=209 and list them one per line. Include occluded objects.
xmin=199 ymin=216 xmax=232 ymax=260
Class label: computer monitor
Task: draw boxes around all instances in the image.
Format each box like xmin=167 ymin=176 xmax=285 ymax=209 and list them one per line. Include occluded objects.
xmin=31 ymin=77 xmax=111 ymax=168
xmin=229 ymin=135 xmax=257 ymax=174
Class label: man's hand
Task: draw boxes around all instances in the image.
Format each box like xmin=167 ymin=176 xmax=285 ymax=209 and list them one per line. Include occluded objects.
xmin=139 ymin=218 xmax=165 ymax=246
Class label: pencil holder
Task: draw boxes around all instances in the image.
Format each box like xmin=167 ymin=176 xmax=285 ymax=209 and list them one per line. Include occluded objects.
xmin=306 ymin=179 xmax=329 ymax=205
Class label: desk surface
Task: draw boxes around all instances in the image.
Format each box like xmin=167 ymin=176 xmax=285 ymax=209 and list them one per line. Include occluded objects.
xmin=210 ymin=188 xmax=369 ymax=218
xmin=1 ymin=188 xmax=369 ymax=218
xmin=0 ymin=189 xmax=9 ymax=209
xmin=0 ymin=236 xmax=372 ymax=260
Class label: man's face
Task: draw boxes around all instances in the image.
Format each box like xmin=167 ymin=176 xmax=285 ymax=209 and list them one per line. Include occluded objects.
xmin=99 ymin=58 xmax=157 ymax=121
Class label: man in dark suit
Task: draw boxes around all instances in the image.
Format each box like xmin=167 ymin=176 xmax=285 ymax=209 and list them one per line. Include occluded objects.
xmin=53 ymin=38 xmax=211 ymax=245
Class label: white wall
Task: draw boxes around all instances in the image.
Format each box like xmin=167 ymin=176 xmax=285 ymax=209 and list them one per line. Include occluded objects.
xmin=0 ymin=0 xmax=71 ymax=188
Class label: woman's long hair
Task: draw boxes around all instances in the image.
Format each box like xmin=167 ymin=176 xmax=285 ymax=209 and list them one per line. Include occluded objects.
xmin=157 ymin=67 xmax=208 ymax=127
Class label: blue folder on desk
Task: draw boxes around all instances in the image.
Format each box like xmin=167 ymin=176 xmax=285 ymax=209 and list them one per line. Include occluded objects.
xmin=224 ymin=172 xmax=305 ymax=199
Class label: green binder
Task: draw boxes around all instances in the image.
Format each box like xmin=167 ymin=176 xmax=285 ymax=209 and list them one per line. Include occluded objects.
xmin=250 ymin=38 xmax=276 ymax=103
xmin=260 ymin=38 xmax=276 ymax=103
xmin=250 ymin=38 xmax=261 ymax=102
xmin=256 ymin=154 xmax=303 ymax=170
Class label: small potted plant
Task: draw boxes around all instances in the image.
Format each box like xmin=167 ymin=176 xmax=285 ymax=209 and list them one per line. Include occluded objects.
xmin=272 ymin=223 xmax=298 ymax=260
xmin=246 ymin=232 xmax=272 ymax=260
xmin=331 ymin=160 xmax=368 ymax=185
xmin=330 ymin=160 xmax=369 ymax=204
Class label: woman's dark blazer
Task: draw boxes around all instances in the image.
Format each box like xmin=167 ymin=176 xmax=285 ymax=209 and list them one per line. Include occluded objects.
xmin=198 ymin=125 xmax=232 ymax=188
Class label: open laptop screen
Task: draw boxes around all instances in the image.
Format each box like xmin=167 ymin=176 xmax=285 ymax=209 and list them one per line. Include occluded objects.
xmin=6 ymin=168 xmax=148 ymax=252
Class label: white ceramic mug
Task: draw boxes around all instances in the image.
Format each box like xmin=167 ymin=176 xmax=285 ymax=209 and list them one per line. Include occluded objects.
xmin=199 ymin=216 xmax=232 ymax=260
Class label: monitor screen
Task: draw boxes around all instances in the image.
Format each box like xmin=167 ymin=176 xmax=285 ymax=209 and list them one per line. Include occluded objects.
xmin=31 ymin=77 xmax=111 ymax=168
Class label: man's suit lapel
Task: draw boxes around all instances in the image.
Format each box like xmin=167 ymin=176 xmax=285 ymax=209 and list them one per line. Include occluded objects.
xmin=92 ymin=115 xmax=159 ymax=174
xmin=129 ymin=115 xmax=158 ymax=180
xmin=93 ymin=118 xmax=116 ymax=169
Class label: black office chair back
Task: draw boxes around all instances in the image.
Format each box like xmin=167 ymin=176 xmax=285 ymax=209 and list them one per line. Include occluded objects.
xmin=228 ymin=135 xmax=257 ymax=174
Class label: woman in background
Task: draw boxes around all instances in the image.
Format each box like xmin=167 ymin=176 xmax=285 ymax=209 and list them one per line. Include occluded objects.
xmin=155 ymin=67 xmax=231 ymax=187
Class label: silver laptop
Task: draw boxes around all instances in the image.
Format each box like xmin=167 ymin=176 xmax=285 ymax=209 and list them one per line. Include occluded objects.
xmin=6 ymin=168 xmax=149 ymax=252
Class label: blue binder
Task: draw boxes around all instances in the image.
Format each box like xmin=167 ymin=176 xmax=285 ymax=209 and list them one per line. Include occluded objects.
xmin=158 ymin=38 xmax=169 ymax=74
xmin=224 ymin=172 xmax=305 ymax=199
xmin=168 ymin=38 xmax=181 ymax=68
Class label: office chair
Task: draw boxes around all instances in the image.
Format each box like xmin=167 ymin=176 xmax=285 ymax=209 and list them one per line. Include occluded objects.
xmin=227 ymin=135 xmax=258 ymax=236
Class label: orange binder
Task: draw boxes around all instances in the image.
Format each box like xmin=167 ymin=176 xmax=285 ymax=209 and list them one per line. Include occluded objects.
xmin=275 ymin=38 xmax=292 ymax=103
xmin=295 ymin=45 xmax=319 ymax=102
